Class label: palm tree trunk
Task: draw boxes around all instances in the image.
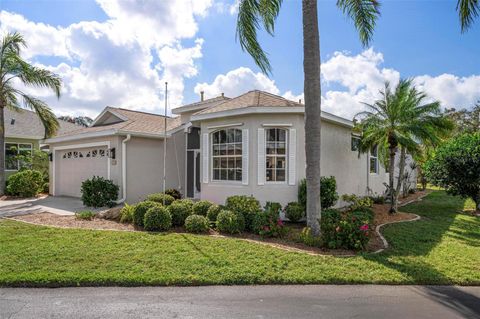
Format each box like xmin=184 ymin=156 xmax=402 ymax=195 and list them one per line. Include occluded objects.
xmin=0 ymin=104 xmax=5 ymax=195
xmin=394 ymin=146 xmax=406 ymax=211
xmin=388 ymin=146 xmax=397 ymax=214
xmin=302 ymin=0 xmax=321 ymax=236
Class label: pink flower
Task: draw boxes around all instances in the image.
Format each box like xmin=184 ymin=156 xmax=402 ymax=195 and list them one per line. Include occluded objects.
xmin=277 ymin=219 xmax=284 ymax=226
xmin=360 ymin=224 xmax=369 ymax=231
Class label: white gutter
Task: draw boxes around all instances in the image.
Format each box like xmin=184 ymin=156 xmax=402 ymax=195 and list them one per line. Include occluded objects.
xmin=116 ymin=134 xmax=131 ymax=204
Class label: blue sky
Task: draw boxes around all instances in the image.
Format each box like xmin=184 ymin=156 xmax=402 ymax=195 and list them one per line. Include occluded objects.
xmin=1 ymin=0 xmax=479 ymax=118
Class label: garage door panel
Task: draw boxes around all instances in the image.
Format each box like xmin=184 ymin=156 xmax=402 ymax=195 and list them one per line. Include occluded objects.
xmin=56 ymin=146 xmax=109 ymax=197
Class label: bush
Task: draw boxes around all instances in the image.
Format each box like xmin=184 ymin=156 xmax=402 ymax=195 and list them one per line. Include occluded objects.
xmin=119 ymin=203 xmax=135 ymax=224
xmin=298 ymin=176 xmax=339 ymax=210
xmin=284 ymin=202 xmax=304 ymax=222
xmin=42 ymin=182 xmax=49 ymax=194
xmin=341 ymin=194 xmax=373 ymax=211
xmin=133 ymin=201 xmax=161 ymax=227
xmin=184 ymin=215 xmax=210 ymax=233
xmin=192 ymin=200 xmax=214 ymax=216
xmin=206 ymin=204 xmax=222 ymax=222
xmin=369 ymin=194 xmax=385 ymax=204
xmin=298 ymin=227 xmax=322 ymax=247
xmin=176 ymin=198 xmax=194 ymax=209
xmin=75 ymin=210 xmax=96 ymax=220
xmin=81 ymin=176 xmax=119 ymax=208
xmin=320 ymin=208 xmax=373 ymax=250
xmin=251 ymin=210 xmax=287 ymax=238
xmin=225 ymin=195 xmax=261 ymax=231
xmin=146 ymin=193 xmax=175 ymax=206
xmin=425 ymin=132 xmax=480 ymax=211
xmin=6 ymin=169 xmax=43 ymax=197
xmin=264 ymin=201 xmax=282 ymax=214
xmin=216 ymin=210 xmax=245 ymax=234
xmin=143 ymin=206 xmax=172 ymax=231
xmin=168 ymin=201 xmax=193 ymax=227
xmin=164 ymin=188 xmax=182 ymax=200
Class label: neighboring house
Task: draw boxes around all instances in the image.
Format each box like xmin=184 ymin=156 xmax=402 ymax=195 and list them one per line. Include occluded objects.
xmin=4 ymin=108 xmax=79 ymax=178
xmin=44 ymin=90 xmax=416 ymax=206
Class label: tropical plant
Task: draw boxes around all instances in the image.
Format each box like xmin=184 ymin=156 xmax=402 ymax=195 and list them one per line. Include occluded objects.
xmin=58 ymin=115 xmax=93 ymax=127
xmin=0 ymin=32 xmax=62 ymax=194
xmin=457 ymin=0 xmax=480 ymax=31
xmin=236 ymin=0 xmax=379 ymax=235
xmin=355 ymin=79 xmax=453 ymax=213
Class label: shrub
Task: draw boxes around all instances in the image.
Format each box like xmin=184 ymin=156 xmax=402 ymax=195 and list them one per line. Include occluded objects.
xmin=81 ymin=176 xmax=119 ymax=208
xmin=369 ymin=194 xmax=385 ymax=204
xmin=168 ymin=201 xmax=193 ymax=227
xmin=341 ymin=194 xmax=373 ymax=211
xmin=298 ymin=227 xmax=322 ymax=247
xmin=251 ymin=210 xmax=287 ymax=238
xmin=176 ymin=198 xmax=194 ymax=210
xmin=298 ymin=176 xmax=339 ymax=210
xmin=284 ymin=202 xmax=304 ymax=222
xmin=42 ymin=182 xmax=49 ymax=194
xmin=144 ymin=206 xmax=172 ymax=231
xmin=119 ymin=203 xmax=135 ymax=224
xmin=146 ymin=193 xmax=175 ymax=206
xmin=216 ymin=210 xmax=245 ymax=234
xmin=164 ymin=188 xmax=182 ymax=200
xmin=184 ymin=215 xmax=210 ymax=233
xmin=6 ymin=169 xmax=43 ymax=197
xmin=192 ymin=200 xmax=214 ymax=216
xmin=206 ymin=204 xmax=222 ymax=222
xmin=225 ymin=195 xmax=261 ymax=231
xmin=425 ymin=133 xmax=480 ymax=211
xmin=75 ymin=210 xmax=96 ymax=220
xmin=133 ymin=201 xmax=161 ymax=227
xmin=264 ymin=201 xmax=282 ymax=214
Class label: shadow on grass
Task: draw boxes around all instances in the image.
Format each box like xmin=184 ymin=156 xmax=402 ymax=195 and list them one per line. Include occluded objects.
xmin=365 ymin=191 xmax=480 ymax=317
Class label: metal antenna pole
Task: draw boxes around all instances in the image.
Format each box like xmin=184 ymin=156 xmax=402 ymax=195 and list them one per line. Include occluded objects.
xmin=163 ymin=82 xmax=168 ymax=205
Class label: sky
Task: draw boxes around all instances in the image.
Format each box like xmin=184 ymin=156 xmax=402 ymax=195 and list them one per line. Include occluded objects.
xmin=0 ymin=0 xmax=479 ymax=120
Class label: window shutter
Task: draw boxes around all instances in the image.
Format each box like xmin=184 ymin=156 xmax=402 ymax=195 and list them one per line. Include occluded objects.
xmin=288 ymin=128 xmax=296 ymax=185
xmin=242 ymin=129 xmax=249 ymax=185
xmin=257 ymin=128 xmax=265 ymax=185
xmin=202 ymin=133 xmax=209 ymax=183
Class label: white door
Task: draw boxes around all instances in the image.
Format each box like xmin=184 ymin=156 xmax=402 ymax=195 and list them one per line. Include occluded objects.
xmin=56 ymin=146 xmax=109 ymax=197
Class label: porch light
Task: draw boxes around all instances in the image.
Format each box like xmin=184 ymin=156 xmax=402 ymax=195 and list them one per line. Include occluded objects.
xmin=109 ymin=147 xmax=116 ymax=159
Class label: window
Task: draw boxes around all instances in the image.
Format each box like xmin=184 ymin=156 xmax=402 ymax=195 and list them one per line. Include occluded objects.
xmin=5 ymin=143 xmax=32 ymax=170
xmin=265 ymin=128 xmax=287 ymax=182
xmin=211 ymin=128 xmax=242 ymax=181
xmin=351 ymin=136 xmax=361 ymax=151
xmin=370 ymin=145 xmax=378 ymax=174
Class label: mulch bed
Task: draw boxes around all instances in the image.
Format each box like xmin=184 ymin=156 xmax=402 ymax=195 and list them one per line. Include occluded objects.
xmin=8 ymin=190 xmax=430 ymax=255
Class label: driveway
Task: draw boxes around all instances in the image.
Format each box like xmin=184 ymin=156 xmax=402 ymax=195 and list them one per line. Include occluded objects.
xmin=1 ymin=285 xmax=479 ymax=319
xmin=0 ymin=196 xmax=101 ymax=217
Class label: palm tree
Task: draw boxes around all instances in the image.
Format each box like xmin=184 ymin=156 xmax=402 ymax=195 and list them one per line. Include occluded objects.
xmin=236 ymin=0 xmax=380 ymax=235
xmin=457 ymin=0 xmax=480 ymax=32
xmin=355 ymin=79 xmax=453 ymax=213
xmin=0 ymin=32 xmax=61 ymax=194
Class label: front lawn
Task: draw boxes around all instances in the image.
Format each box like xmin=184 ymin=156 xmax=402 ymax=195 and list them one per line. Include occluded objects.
xmin=0 ymin=191 xmax=478 ymax=286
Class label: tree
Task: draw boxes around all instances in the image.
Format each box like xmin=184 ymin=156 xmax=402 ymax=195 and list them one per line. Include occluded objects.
xmin=0 ymin=32 xmax=61 ymax=194
xmin=58 ymin=115 xmax=93 ymax=127
xmin=236 ymin=0 xmax=380 ymax=235
xmin=457 ymin=0 xmax=480 ymax=32
xmin=444 ymin=103 xmax=480 ymax=135
xmin=425 ymin=133 xmax=480 ymax=213
xmin=355 ymin=79 xmax=453 ymax=213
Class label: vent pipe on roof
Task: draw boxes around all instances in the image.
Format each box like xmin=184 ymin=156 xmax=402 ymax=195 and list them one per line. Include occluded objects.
xmin=200 ymin=91 xmax=204 ymax=101
xmin=221 ymin=92 xmax=224 ymax=97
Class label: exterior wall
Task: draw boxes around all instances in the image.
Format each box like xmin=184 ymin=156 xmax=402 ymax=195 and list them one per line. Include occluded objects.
xmin=199 ymin=114 xmax=389 ymax=207
xmin=5 ymin=137 xmax=40 ymax=179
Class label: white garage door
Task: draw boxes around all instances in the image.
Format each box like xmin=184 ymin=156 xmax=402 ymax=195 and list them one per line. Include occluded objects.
xmin=56 ymin=146 xmax=109 ymax=197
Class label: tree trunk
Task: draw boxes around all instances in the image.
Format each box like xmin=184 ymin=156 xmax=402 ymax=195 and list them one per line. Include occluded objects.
xmin=302 ymin=0 xmax=321 ymax=236
xmin=394 ymin=146 xmax=406 ymax=211
xmin=0 ymin=105 xmax=5 ymax=195
xmin=388 ymin=146 xmax=397 ymax=214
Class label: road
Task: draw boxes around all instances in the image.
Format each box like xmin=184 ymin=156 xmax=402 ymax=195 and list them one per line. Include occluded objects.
xmin=1 ymin=285 xmax=479 ymax=319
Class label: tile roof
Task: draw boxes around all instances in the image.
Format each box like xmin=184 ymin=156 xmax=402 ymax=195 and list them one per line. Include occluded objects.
xmin=172 ymin=95 xmax=230 ymax=114
xmin=5 ymin=108 xmax=80 ymax=139
xmin=54 ymin=107 xmax=182 ymax=138
xmin=194 ymin=90 xmax=302 ymax=115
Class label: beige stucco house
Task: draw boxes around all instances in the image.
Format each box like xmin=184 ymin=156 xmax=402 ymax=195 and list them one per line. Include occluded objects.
xmin=44 ymin=90 xmax=414 ymax=207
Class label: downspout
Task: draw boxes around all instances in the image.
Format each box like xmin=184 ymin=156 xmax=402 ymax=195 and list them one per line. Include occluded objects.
xmin=116 ymin=134 xmax=131 ymax=204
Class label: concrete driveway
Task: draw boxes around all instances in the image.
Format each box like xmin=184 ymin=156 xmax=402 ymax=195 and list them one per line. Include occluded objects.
xmin=0 ymin=196 xmax=101 ymax=217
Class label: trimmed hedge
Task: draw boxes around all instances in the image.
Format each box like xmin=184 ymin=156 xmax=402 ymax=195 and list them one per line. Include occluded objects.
xmin=168 ymin=201 xmax=193 ymax=227
xmin=284 ymin=202 xmax=304 ymax=222
xmin=206 ymin=204 xmax=222 ymax=223
xmin=81 ymin=176 xmax=119 ymax=208
xmin=216 ymin=210 xmax=245 ymax=234
xmin=133 ymin=201 xmax=161 ymax=227
xmin=6 ymin=169 xmax=43 ymax=198
xmin=144 ymin=206 xmax=172 ymax=231
xmin=225 ymin=195 xmax=261 ymax=231
xmin=298 ymin=176 xmax=339 ymax=210
xmin=184 ymin=215 xmax=210 ymax=233
xmin=164 ymin=188 xmax=182 ymax=200
xmin=192 ymin=200 xmax=214 ymax=216
xmin=146 ymin=193 xmax=175 ymax=206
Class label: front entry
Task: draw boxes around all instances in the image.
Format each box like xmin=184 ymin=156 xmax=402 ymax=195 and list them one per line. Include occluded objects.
xmin=187 ymin=150 xmax=201 ymax=199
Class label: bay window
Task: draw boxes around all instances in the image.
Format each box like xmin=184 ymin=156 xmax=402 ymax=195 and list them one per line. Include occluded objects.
xmin=212 ymin=128 xmax=242 ymax=181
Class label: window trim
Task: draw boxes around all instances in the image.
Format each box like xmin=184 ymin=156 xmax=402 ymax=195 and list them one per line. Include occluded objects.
xmin=210 ymin=128 xmax=243 ymax=183
xmin=369 ymin=145 xmax=379 ymax=174
xmin=5 ymin=142 xmax=33 ymax=171
xmin=265 ymin=128 xmax=288 ymax=184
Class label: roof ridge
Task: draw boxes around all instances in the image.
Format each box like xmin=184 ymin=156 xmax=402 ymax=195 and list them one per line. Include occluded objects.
xmin=116 ymin=107 xmax=173 ymax=118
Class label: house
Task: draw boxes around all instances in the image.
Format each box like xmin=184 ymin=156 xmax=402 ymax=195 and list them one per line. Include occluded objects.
xmin=4 ymin=108 xmax=79 ymax=178
xmin=44 ymin=90 xmax=416 ymax=206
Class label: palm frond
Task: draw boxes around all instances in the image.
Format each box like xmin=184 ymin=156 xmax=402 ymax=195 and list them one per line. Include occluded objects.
xmin=337 ymin=0 xmax=380 ymax=46
xmin=21 ymin=94 xmax=59 ymax=138
xmin=17 ymin=60 xmax=62 ymax=98
xmin=457 ymin=0 xmax=480 ymax=32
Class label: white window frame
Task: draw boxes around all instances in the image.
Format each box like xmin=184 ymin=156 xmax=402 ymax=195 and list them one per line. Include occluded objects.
xmin=210 ymin=128 xmax=243 ymax=183
xmin=369 ymin=145 xmax=379 ymax=174
xmin=5 ymin=142 xmax=33 ymax=171
xmin=265 ymin=128 xmax=288 ymax=184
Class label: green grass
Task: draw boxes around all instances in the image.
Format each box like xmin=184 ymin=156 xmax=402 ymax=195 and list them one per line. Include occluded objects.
xmin=0 ymin=191 xmax=479 ymax=287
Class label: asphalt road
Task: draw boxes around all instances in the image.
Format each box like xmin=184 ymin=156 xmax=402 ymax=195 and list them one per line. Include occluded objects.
xmin=1 ymin=285 xmax=479 ymax=319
